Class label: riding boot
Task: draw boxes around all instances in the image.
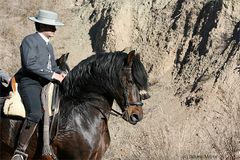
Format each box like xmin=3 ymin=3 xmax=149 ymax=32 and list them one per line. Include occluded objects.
xmin=11 ymin=119 xmax=38 ymax=160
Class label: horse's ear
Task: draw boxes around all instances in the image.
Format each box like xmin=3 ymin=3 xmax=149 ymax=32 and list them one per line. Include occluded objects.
xmin=58 ymin=53 xmax=70 ymax=64
xmin=63 ymin=52 xmax=69 ymax=62
xmin=127 ymin=50 xmax=135 ymax=67
xmin=65 ymin=52 xmax=70 ymax=60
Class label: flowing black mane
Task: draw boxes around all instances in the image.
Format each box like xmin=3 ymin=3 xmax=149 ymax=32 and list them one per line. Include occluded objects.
xmin=61 ymin=51 xmax=148 ymax=98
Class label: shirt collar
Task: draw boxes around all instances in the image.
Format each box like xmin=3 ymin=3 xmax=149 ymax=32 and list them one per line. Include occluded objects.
xmin=37 ymin=32 xmax=49 ymax=45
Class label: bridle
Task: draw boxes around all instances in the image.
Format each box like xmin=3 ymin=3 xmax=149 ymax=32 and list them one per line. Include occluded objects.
xmin=110 ymin=67 xmax=143 ymax=117
xmin=123 ymin=88 xmax=143 ymax=107
xmin=110 ymin=90 xmax=144 ymax=117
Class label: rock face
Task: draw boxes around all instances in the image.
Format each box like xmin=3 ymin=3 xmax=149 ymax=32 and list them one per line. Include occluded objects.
xmin=0 ymin=0 xmax=240 ymax=159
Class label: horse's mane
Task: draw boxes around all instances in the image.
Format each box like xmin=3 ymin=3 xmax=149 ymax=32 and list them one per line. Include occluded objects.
xmin=61 ymin=51 xmax=148 ymax=98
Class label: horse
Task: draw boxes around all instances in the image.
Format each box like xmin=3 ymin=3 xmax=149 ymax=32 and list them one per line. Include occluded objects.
xmin=0 ymin=50 xmax=150 ymax=160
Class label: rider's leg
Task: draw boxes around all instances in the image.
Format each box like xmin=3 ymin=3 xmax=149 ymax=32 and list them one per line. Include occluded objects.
xmin=11 ymin=77 xmax=44 ymax=160
xmin=11 ymin=119 xmax=37 ymax=160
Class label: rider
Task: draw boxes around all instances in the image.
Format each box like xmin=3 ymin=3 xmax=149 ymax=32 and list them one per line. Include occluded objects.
xmin=11 ymin=9 xmax=66 ymax=160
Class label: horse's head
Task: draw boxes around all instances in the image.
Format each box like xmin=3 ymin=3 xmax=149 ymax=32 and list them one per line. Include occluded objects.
xmin=118 ymin=50 xmax=150 ymax=125
xmin=56 ymin=53 xmax=70 ymax=73
xmin=61 ymin=50 xmax=149 ymax=125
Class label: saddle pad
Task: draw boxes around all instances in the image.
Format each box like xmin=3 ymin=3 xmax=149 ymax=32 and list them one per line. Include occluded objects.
xmin=3 ymin=83 xmax=54 ymax=118
xmin=3 ymin=84 xmax=26 ymax=118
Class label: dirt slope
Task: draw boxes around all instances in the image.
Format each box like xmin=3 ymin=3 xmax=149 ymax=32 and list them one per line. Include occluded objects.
xmin=1 ymin=0 xmax=240 ymax=159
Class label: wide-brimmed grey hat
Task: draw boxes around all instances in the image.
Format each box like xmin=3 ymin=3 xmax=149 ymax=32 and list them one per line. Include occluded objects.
xmin=29 ymin=9 xmax=64 ymax=26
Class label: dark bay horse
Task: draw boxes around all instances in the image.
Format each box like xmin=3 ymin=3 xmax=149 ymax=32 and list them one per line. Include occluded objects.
xmin=0 ymin=50 xmax=150 ymax=160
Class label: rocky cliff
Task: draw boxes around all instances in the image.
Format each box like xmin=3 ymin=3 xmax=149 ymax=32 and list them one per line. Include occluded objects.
xmin=0 ymin=0 xmax=240 ymax=159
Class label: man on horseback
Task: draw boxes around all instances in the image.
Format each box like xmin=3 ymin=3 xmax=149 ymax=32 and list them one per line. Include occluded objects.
xmin=11 ymin=9 xmax=66 ymax=160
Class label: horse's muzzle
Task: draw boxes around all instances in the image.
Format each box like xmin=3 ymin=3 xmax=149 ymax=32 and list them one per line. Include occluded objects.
xmin=122 ymin=106 xmax=143 ymax=125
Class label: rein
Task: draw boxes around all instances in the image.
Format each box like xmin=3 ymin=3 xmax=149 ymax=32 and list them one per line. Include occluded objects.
xmin=110 ymin=108 xmax=122 ymax=117
xmin=109 ymin=102 xmax=143 ymax=118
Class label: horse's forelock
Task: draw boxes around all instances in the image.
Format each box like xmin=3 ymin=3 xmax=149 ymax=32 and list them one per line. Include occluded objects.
xmin=132 ymin=57 xmax=148 ymax=90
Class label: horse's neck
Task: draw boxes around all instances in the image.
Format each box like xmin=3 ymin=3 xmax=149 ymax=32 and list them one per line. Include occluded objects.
xmin=82 ymin=93 xmax=113 ymax=109
xmin=58 ymin=94 xmax=113 ymax=132
xmin=60 ymin=93 xmax=114 ymax=116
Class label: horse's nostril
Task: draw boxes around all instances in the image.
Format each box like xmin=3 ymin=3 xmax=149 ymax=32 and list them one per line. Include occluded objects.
xmin=130 ymin=114 xmax=139 ymax=122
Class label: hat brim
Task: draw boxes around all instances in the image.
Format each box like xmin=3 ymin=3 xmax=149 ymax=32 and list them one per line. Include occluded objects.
xmin=28 ymin=17 xmax=64 ymax=26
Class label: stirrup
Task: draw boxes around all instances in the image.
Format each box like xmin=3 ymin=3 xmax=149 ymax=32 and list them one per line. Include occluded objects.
xmin=11 ymin=150 xmax=28 ymax=160
xmin=11 ymin=154 xmax=24 ymax=160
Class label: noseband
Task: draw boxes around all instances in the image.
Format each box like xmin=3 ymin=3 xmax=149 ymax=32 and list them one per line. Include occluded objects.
xmin=110 ymin=90 xmax=143 ymax=117
xmin=110 ymin=92 xmax=143 ymax=117
xmin=123 ymin=89 xmax=143 ymax=107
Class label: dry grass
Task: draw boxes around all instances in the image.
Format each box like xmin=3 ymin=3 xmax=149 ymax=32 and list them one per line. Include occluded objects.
xmin=202 ymin=86 xmax=240 ymax=160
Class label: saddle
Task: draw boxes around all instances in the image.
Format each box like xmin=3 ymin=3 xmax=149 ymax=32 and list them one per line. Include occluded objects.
xmin=2 ymin=77 xmax=26 ymax=117
xmin=3 ymin=76 xmax=57 ymax=118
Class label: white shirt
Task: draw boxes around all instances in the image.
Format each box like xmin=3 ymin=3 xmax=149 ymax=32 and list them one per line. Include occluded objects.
xmin=37 ymin=32 xmax=49 ymax=45
xmin=37 ymin=32 xmax=52 ymax=70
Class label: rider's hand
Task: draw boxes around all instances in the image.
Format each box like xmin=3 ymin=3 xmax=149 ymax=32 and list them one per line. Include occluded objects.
xmin=52 ymin=72 xmax=65 ymax=83
xmin=60 ymin=72 xmax=67 ymax=78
